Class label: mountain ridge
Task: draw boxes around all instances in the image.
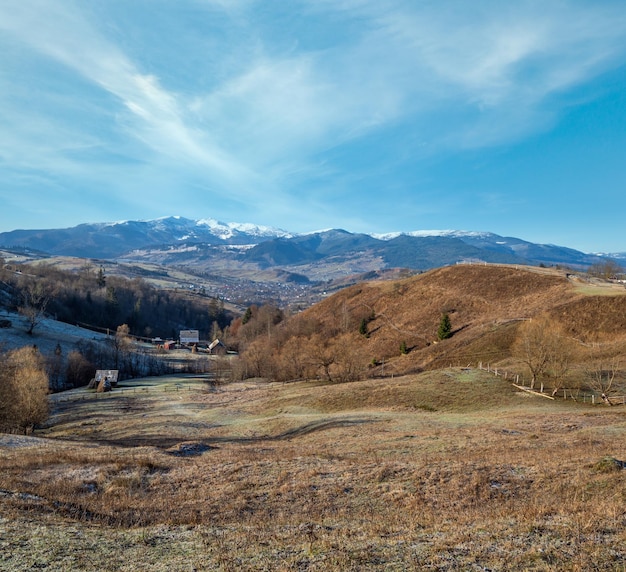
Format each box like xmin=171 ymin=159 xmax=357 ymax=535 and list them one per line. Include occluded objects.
xmin=0 ymin=216 xmax=620 ymax=283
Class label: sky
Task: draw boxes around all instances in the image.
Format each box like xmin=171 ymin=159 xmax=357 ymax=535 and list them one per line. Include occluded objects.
xmin=1 ymin=1 xmax=626 ymax=253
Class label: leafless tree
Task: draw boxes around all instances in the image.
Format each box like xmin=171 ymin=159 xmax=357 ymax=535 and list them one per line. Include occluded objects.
xmin=333 ymin=335 xmax=368 ymax=383
xmin=304 ymin=334 xmax=337 ymax=382
xmin=513 ymin=317 xmax=575 ymax=393
xmin=513 ymin=318 xmax=552 ymax=389
xmin=587 ymin=260 xmax=623 ymax=280
xmin=547 ymin=330 xmax=575 ymax=396
xmin=586 ymin=356 xmax=620 ymax=404
xmin=18 ymin=280 xmax=49 ymax=335
xmin=276 ymin=336 xmax=309 ymax=382
xmin=242 ymin=338 xmax=270 ymax=379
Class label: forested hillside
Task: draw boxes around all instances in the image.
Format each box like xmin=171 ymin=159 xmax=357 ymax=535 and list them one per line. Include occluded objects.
xmin=0 ymin=259 xmax=232 ymax=341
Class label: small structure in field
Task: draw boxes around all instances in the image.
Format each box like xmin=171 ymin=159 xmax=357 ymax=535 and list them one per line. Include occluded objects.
xmin=208 ymin=339 xmax=226 ymax=355
xmin=92 ymin=369 xmax=119 ymax=392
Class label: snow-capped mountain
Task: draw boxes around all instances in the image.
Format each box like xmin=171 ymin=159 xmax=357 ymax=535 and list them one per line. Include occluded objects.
xmin=0 ymin=216 xmax=617 ymax=275
xmin=0 ymin=216 xmax=292 ymax=259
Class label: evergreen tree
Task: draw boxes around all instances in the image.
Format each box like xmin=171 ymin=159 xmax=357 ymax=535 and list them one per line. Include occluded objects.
xmin=97 ymin=266 xmax=106 ymax=288
xmin=242 ymin=307 xmax=253 ymax=325
xmin=105 ymin=285 xmax=119 ymax=323
xmin=437 ymin=313 xmax=452 ymax=340
xmin=359 ymin=317 xmax=369 ymax=337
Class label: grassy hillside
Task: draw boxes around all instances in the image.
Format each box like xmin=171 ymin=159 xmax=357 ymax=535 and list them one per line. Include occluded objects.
xmin=293 ymin=264 xmax=626 ymax=375
xmin=2 ymin=371 xmax=626 ymax=570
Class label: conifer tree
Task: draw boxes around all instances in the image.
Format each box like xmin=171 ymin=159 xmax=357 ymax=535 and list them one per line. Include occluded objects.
xmin=359 ymin=317 xmax=369 ymax=337
xmin=97 ymin=266 xmax=106 ymax=288
xmin=437 ymin=313 xmax=452 ymax=340
xmin=242 ymin=307 xmax=253 ymax=325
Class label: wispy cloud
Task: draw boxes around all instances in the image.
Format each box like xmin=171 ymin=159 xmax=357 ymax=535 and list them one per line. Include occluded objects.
xmin=4 ymin=0 xmax=625 ymax=177
xmin=0 ymin=0 xmax=264 ymax=200
xmin=1 ymin=0 xmax=626 ymax=245
xmin=307 ymin=0 xmax=626 ymax=147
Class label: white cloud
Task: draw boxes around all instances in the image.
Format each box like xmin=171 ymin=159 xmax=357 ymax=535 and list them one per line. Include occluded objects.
xmin=5 ymin=0 xmax=624 ymax=173
xmin=305 ymin=0 xmax=626 ymax=147
xmin=0 ymin=0 xmax=264 ymax=200
xmin=1 ymin=0 xmax=626 ymax=235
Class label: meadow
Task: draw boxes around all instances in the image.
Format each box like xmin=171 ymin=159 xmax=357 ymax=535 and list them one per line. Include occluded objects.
xmin=2 ymin=370 xmax=626 ymax=571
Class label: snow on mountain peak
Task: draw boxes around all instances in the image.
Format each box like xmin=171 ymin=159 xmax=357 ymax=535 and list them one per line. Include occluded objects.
xmin=370 ymin=230 xmax=495 ymax=241
xmin=195 ymin=218 xmax=292 ymax=240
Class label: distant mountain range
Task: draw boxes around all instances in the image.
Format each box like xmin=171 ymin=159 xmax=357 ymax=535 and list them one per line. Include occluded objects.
xmin=0 ymin=216 xmax=620 ymax=282
xmin=0 ymin=217 xmax=292 ymax=259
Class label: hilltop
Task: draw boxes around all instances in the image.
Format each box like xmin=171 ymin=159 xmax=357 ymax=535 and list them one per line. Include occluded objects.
xmin=258 ymin=264 xmax=626 ymax=381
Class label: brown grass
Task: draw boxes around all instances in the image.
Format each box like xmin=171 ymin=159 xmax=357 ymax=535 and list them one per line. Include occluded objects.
xmin=295 ymin=264 xmax=626 ymax=374
xmin=2 ymin=371 xmax=626 ymax=570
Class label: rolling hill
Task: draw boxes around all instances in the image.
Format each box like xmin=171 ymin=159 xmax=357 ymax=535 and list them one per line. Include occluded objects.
xmin=279 ymin=263 xmax=626 ymax=377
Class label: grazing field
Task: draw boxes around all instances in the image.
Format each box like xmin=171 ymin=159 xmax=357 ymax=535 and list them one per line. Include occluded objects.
xmin=2 ymin=371 xmax=626 ymax=571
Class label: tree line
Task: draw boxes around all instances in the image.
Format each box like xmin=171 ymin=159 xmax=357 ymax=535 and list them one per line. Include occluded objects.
xmin=0 ymin=259 xmax=232 ymax=340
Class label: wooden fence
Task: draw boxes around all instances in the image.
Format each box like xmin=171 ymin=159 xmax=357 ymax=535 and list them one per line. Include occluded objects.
xmin=477 ymin=362 xmax=616 ymax=405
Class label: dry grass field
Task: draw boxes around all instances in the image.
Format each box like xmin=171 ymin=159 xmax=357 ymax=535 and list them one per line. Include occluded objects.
xmin=2 ymin=371 xmax=626 ymax=571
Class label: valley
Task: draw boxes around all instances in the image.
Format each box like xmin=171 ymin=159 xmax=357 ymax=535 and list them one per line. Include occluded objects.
xmin=2 ymin=250 xmax=626 ymax=570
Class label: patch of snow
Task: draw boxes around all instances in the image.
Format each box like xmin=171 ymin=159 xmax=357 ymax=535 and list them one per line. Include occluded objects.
xmin=223 ymin=244 xmax=256 ymax=251
xmin=371 ymin=232 xmax=402 ymax=240
xmin=195 ymin=218 xmax=292 ymax=240
xmin=166 ymin=245 xmax=199 ymax=253
xmin=370 ymin=230 xmax=495 ymax=240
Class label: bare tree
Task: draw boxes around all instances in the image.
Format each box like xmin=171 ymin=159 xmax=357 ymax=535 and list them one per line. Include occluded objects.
xmin=304 ymin=334 xmax=337 ymax=382
xmin=276 ymin=336 xmax=309 ymax=382
xmin=586 ymin=356 xmax=620 ymax=404
xmin=587 ymin=260 xmax=623 ymax=280
xmin=111 ymin=323 xmax=132 ymax=369
xmin=241 ymin=338 xmax=271 ymax=379
xmin=330 ymin=335 xmax=368 ymax=383
xmin=513 ymin=317 xmax=575 ymax=393
xmin=18 ymin=280 xmax=49 ymax=335
xmin=513 ymin=318 xmax=552 ymax=389
xmin=547 ymin=329 xmax=575 ymax=396
xmin=65 ymin=350 xmax=96 ymax=388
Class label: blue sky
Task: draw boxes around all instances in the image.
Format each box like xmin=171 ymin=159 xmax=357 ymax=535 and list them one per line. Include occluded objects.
xmin=1 ymin=1 xmax=626 ymax=253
